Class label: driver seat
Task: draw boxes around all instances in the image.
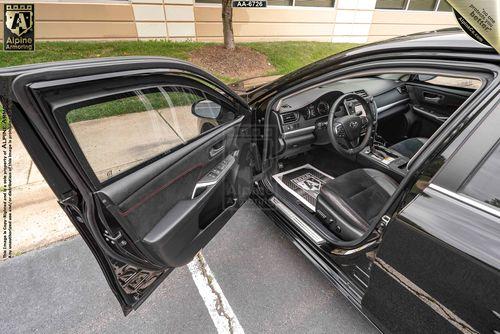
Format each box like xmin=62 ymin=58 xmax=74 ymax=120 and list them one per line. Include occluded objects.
xmin=316 ymin=169 xmax=398 ymax=241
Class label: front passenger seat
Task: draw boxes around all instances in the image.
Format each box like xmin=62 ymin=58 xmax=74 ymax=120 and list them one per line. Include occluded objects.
xmin=389 ymin=137 xmax=427 ymax=159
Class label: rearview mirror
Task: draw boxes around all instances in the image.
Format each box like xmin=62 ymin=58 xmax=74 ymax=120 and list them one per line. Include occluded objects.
xmin=192 ymin=99 xmax=222 ymax=119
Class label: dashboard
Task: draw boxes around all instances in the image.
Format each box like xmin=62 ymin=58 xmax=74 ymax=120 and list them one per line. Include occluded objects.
xmin=279 ymin=90 xmax=368 ymax=132
xmin=275 ymin=77 xmax=410 ymax=156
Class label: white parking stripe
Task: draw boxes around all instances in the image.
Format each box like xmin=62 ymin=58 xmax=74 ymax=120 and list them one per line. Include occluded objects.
xmin=188 ymin=252 xmax=245 ymax=334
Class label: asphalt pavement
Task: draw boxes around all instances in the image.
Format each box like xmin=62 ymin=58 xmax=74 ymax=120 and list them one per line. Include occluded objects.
xmin=0 ymin=200 xmax=378 ymax=334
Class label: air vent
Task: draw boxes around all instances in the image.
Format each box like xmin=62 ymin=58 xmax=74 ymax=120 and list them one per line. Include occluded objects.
xmin=397 ymin=85 xmax=408 ymax=94
xmin=354 ymin=90 xmax=368 ymax=98
xmin=281 ymin=112 xmax=299 ymax=124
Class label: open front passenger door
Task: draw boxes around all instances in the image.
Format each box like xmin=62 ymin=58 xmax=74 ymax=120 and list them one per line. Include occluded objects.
xmin=0 ymin=57 xmax=254 ymax=314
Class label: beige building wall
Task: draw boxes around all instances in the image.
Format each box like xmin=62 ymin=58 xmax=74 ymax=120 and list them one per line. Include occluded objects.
xmin=195 ymin=5 xmax=336 ymax=42
xmin=333 ymin=0 xmax=376 ymax=43
xmin=194 ymin=0 xmax=457 ymax=43
xmin=1 ymin=1 xmax=138 ymax=41
xmin=368 ymin=10 xmax=457 ymax=42
xmin=0 ymin=0 xmax=459 ymax=43
xmin=132 ymin=0 xmax=196 ymax=41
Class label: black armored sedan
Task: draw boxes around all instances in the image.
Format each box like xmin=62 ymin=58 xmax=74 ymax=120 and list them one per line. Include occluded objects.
xmin=1 ymin=28 xmax=498 ymax=333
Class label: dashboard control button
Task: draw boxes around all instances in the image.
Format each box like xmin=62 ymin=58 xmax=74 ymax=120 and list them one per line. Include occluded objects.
xmin=334 ymin=123 xmax=346 ymax=138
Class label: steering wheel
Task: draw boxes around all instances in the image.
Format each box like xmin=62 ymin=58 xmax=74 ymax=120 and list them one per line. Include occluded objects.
xmin=327 ymin=93 xmax=375 ymax=155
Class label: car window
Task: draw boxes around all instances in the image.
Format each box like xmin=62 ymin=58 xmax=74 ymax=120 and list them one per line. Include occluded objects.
xmin=418 ymin=75 xmax=482 ymax=90
xmin=461 ymin=142 xmax=500 ymax=210
xmin=65 ymin=86 xmax=232 ymax=182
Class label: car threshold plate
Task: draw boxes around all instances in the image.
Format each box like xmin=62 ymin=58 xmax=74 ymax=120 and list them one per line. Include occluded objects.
xmin=272 ymin=164 xmax=333 ymax=211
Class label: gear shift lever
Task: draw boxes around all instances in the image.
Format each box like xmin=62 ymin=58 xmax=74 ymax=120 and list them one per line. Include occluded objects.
xmin=367 ymin=98 xmax=385 ymax=160
xmin=371 ymin=145 xmax=386 ymax=160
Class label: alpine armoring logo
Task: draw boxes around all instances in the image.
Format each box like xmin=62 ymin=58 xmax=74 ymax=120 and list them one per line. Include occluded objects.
xmin=4 ymin=4 xmax=35 ymax=51
xmin=447 ymin=0 xmax=499 ymax=53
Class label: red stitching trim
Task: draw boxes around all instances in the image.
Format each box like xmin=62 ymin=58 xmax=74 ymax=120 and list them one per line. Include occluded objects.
xmin=118 ymin=163 xmax=205 ymax=217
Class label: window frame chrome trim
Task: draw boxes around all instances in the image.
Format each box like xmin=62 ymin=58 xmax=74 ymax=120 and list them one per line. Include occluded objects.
xmin=428 ymin=183 xmax=500 ymax=219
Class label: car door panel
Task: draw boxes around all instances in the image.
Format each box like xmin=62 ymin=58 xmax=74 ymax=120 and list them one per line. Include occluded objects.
xmin=97 ymin=119 xmax=243 ymax=267
xmin=407 ymin=83 xmax=472 ymax=117
xmin=0 ymin=58 xmax=253 ymax=314
xmin=406 ymin=83 xmax=473 ymax=137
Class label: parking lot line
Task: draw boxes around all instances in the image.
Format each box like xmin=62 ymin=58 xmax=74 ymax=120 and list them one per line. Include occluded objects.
xmin=187 ymin=252 xmax=245 ymax=334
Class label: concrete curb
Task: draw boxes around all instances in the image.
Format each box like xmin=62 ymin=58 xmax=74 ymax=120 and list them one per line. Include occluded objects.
xmin=4 ymin=131 xmax=76 ymax=258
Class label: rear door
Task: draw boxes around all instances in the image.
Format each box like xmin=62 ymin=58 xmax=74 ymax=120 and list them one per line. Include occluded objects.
xmin=1 ymin=58 xmax=254 ymax=314
xmin=362 ymin=93 xmax=500 ymax=333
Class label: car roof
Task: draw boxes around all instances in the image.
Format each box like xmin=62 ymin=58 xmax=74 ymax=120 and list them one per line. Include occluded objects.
xmin=349 ymin=28 xmax=494 ymax=55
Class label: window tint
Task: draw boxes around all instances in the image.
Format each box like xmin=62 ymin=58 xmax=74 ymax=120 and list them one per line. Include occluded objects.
xmin=375 ymin=0 xmax=407 ymax=9
xmin=462 ymin=143 xmax=500 ymax=209
xmin=66 ymin=87 xmax=229 ymax=182
xmin=408 ymin=0 xmax=437 ymax=11
xmin=419 ymin=75 xmax=482 ymax=90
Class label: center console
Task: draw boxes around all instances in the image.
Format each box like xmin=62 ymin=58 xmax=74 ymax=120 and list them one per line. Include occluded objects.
xmin=358 ymin=144 xmax=408 ymax=181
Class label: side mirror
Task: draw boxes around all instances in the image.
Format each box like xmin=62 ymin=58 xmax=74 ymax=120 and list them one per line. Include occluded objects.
xmin=417 ymin=74 xmax=437 ymax=82
xmin=192 ymin=99 xmax=222 ymax=119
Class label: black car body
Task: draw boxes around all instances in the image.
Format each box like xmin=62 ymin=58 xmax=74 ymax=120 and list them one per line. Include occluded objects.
xmin=1 ymin=28 xmax=499 ymax=333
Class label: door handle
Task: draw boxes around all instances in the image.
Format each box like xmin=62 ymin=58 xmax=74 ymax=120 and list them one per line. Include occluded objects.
xmin=209 ymin=145 xmax=225 ymax=158
xmin=192 ymin=155 xmax=235 ymax=198
xmin=424 ymin=96 xmax=441 ymax=103
xmin=422 ymin=92 xmax=443 ymax=104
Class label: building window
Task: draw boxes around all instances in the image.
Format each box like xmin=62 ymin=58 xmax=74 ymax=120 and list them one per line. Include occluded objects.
xmin=437 ymin=0 xmax=452 ymax=11
xmin=195 ymin=0 xmax=335 ymax=6
xmin=195 ymin=0 xmax=293 ymax=5
xmin=408 ymin=0 xmax=437 ymax=11
xmin=375 ymin=0 xmax=407 ymax=9
xmin=295 ymin=0 xmax=334 ymax=7
xmin=268 ymin=0 xmax=292 ymax=5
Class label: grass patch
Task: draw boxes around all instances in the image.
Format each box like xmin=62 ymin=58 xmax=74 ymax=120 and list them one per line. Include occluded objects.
xmin=248 ymin=41 xmax=359 ymax=76
xmin=0 ymin=40 xmax=359 ymax=77
xmin=1 ymin=106 xmax=9 ymax=130
xmin=66 ymin=91 xmax=201 ymax=123
xmin=0 ymin=40 xmax=206 ymax=68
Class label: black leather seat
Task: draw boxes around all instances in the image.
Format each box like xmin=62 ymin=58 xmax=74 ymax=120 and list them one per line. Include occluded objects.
xmin=390 ymin=137 xmax=427 ymax=159
xmin=316 ymin=169 xmax=398 ymax=241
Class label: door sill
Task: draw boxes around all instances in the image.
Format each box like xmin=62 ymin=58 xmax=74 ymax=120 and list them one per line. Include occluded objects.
xmin=259 ymin=175 xmax=381 ymax=252
xmin=269 ymin=196 xmax=325 ymax=244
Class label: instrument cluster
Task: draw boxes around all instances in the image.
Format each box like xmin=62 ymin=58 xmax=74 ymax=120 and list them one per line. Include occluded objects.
xmin=302 ymin=100 xmax=330 ymax=120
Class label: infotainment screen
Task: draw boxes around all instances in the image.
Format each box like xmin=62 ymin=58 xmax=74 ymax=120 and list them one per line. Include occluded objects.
xmin=354 ymin=103 xmax=365 ymax=115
